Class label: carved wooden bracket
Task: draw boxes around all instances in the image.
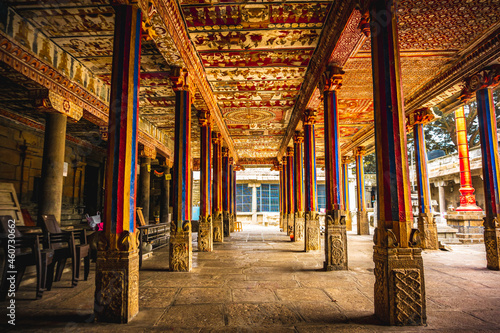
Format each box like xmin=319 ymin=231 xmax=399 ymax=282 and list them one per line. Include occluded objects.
xmin=35 ymin=90 xmax=83 ymax=122
xmin=405 ymin=107 xmax=437 ymax=131
xmin=460 ymin=65 xmax=500 ymax=102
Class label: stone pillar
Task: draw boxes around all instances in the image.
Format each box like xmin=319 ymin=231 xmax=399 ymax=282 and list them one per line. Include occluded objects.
xmin=438 ymin=182 xmax=446 ymax=215
xmin=282 ymin=157 xmax=289 ymax=232
xmin=222 ymin=147 xmax=231 ymax=237
xmin=355 ymin=147 xmax=369 ymax=235
xmin=39 ymin=112 xmax=67 ymax=223
xmin=462 ymin=67 xmax=500 ymax=270
xmin=160 ymin=164 xmax=170 ymax=224
xmin=198 ymin=110 xmax=213 ymax=252
xmin=138 ymin=155 xmax=152 ymax=223
xmin=212 ymin=133 xmax=223 ymax=242
xmin=455 ymin=106 xmax=482 ymax=211
xmin=369 ymin=0 xmax=426 ymax=325
xmin=323 ymin=69 xmax=348 ymax=270
xmin=294 ymin=132 xmax=305 ymax=242
xmin=94 ymin=4 xmax=142 ymax=323
xmin=408 ymin=109 xmax=439 ymax=249
xmin=342 ymin=157 xmax=353 ymax=231
xmin=286 ymin=147 xmax=295 ymax=236
xmin=168 ymin=67 xmax=193 ymax=272
xmin=303 ymin=109 xmax=320 ymax=251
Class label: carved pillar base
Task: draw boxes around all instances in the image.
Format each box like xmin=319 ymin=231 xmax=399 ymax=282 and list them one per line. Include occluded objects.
xmin=279 ymin=214 xmax=284 ymax=231
xmin=198 ymin=215 xmax=213 ymax=252
xmin=324 ymin=210 xmax=348 ymax=270
xmin=169 ymin=228 xmax=192 ymax=272
xmin=373 ymin=228 xmax=426 ymax=326
xmin=213 ymin=212 xmax=224 ymax=242
xmin=294 ymin=212 xmax=305 ymax=242
xmin=417 ymin=213 xmax=438 ymax=250
xmin=94 ymin=250 xmax=139 ymax=323
xmin=484 ymin=225 xmax=500 ymax=270
xmin=357 ymin=211 xmax=369 ymax=235
xmin=305 ymin=211 xmax=320 ymax=251
xmin=344 ymin=210 xmax=352 ymax=231
xmin=230 ymin=213 xmax=235 ymax=233
xmin=287 ymin=213 xmax=294 ymax=236
xmin=223 ymin=211 xmax=230 ymax=237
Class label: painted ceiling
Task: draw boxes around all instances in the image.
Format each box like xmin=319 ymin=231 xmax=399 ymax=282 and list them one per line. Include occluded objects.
xmin=1 ymin=0 xmax=499 ymax=165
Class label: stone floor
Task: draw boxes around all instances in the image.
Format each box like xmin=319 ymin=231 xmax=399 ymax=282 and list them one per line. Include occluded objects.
xmin=2 ymin=224 xmax=500 ymax=332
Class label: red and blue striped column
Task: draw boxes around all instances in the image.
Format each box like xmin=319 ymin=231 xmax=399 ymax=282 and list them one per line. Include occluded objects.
xmin=355 ymin=147 xmax=369 ymax=235
xmin=95 ymin=4 xmax=142 ymax=323
xmin=229 ymin=160 xmax=235 ymax=232
xmin=342 ymin=157 xmax=353 ymax=231
xmin=287 ymin=147 xmax=295 ymax=236
xmin=279 ymin=162 xmax=285 ymax=231
xmin=475 ymin=83 xmax=500 ymax=270
xmin=303 ymin=109 xmax=320 ymax=251
xmin=294 ymin=132 xmax=305 ymax=241
xmin=198 ymin=111 xmax=213 ymax=252
xmin=407 ymin=108 xmax=438 ymax=250
xmin=169 ymin=67 xmax=193 ymax=272
xmin=369 ymin=0 xmax=425 ymax=325
xmin=323 ymin=74 xmax=348 ymax=270
xmin=282 ymin=157 xmax=288 ymax=233
xmin=212 ymin=133 xmax=224 ymax=242
xmin=222 ymin=147 xmax=231 ymax=237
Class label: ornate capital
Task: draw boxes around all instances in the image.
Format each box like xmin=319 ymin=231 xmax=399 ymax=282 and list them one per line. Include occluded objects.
xmin=342 ymin=156 xmax=353 ymax=165
xmin=303 ymin=109 xmax=317 ymax=125
xmin=170 ymin=67 xmax=192 ymax=93
xmin=358 ymin=10 xmax=370 ymax=37
xmin=460 ymin=65 xmax=500 ymax=102
xmin=406 ymin=107 xmax=436 ymax=131
xmin=282 ymin=156 xmax=288 ymax=166
xmin=322 ymin=66 xmax=345 ymax=91
xmin=229 ymin=157 xmax=234 ymax=164
xmin=234 ymin=164 xmax=244 ymax=171
xmin=294 ymin=131 xmax=304 ymax=144
xmin=354 ymin=146 xmax=366 ymax=157
xmin=35 ymin=90 xmax=83 ymax=121
xmin=198 ymin=110 xmax=211 ymax=127
xmin=287 ymin=146 xmax=294 ymax=157
xmin=212 ymin=132 xmax=221 ymax=145
xmin=139 ymin=144 xmax=156 ymax=159
xmin=271 ymin=161 xmax=280 ymax=171
xmin=222 ymin=147 xmax=229 ymax=157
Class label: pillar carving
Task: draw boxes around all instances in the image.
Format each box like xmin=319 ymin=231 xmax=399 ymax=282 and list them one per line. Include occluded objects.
xmin=286 ymin=147 xmax=295 ymax=236
xmin=369 ymin=0 xmax=426 ymax=325
xmin=303 ymin=109 xmax=320 ymax=251
xmin=406 ymin=108 xmax=438 ymax=250
xmin=323 ymin=67 xmax=348 ymax=270
xmin=198 ymin=110 xmax=213 ymax=252
xmin=212 ymin=132 xmax=223 ymax=242
xmin=355 ymin=146 xmax=369 ymax=235
xmin=168 ymin=67 xmax=193 ymax=272
xmin=462 ymin=65 xmax=500 ymax=270
xmin=342 ymin=156 xmax=353 ymax=231
xmin=293 ymin=132 xmax=305 ymax=242
xmin=94 ymin=4 xmax=142 ymax=323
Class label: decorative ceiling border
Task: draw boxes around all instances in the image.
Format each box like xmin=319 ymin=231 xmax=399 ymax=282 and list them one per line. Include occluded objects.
xmin=276 ymin=0 xmax=358 ymax=161
xmin=150 ymin=0 xmax=238 ymax=161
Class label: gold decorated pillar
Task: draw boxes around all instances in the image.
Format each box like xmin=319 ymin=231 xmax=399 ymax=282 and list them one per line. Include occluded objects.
xmin=212 ymin=132 xmax=224 ymax=242
xmin=342 ymin=156 xmax=353 ymax=231
xmin=286 ymin=147 xmax=295 ymax=236
xmin=293 ymin=132 xmax=305 ymax=242
xmin=94 ymin=4 xmax=142 ymax=323
xmin=355 ymin=147 xmax=369 ymax=235
xmin=198 ymin=110 xmax=213 ymax=252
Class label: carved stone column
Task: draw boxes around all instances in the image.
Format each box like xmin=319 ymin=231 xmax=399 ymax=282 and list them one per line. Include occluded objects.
xmin=355 ymin=147 xmax=369 ymax=235
xmin=462 ymin=65 xmax=500 ymax=270
xmin=222 ymin=147 xmax=231 ymax=237
xmin=303 ymin=109 xmax=320 ymax=251
xmin=294 ymin=132 xmax=305 ymax=242
xmin=342 ymin=156 xmax=353 ymax=231
xmin=198 ymin=110 xmax=213 ymax=252
xmin=323 ymin=67 xmax=348 ymax=270
xmin=212 ymin=132 xmax=223 ymax=242
xmin=369 ymin=0 xmax=426 ymax=325
xmin=168 ymin=67 xmax=193 ymax=272
xmin=286 ymin=147 xmax=295 ymax=236
xmin=94 ymin=4 xmax=142 ymax=323
xmin=407 ymin=108 xmax=438 ymax=250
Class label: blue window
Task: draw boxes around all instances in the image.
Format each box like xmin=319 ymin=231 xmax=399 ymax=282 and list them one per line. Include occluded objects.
xmin=257 ymin=184 xmax=279 ymax=212
xmin=236 ymin=184 xmax=252 ymax=212
xmin=317 ymin=184 xmax=326 ymax=211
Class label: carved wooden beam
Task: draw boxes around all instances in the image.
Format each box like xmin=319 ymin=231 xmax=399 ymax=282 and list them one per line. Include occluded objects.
xmin=151 ymin=0 xmax=238 ymax=161
xmin=276 ymin=0 xmax=359 ymax=161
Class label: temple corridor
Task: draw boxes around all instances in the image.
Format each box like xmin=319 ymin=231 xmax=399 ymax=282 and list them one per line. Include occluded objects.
xmin=2 ymin=225 xmax=500 ymax=332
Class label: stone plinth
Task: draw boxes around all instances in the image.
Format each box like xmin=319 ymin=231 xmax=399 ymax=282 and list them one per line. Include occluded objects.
xmin=446 ymin=211 xmax=485 ymax=227
xmin=373 ymin=231 xmax=426 ymax=325
xmin=213 ymin=212 xmax=224 ymax=242
xmin=198 ymin=216 xmax=213 ymax=252
xmin=357 ymin=211 xmax=369 ymax=235
xmin=294 ymin=212 xmax=305 ymax=242
xmin=417 ymin=213 xmax=438 ymax=250
xmin=223 ymin=211 xmax=230 ymax=237
xmin=324 ymin=210 xmax=348 ymax=270
xmin=484 ymin=227 xmax=500 ymax=270
xmin=343 ymin=210 xmax=352 ymax=231
xmin=169 ymin=228 xmax=192 ymax=271
xmin=94 ymin=250 xmax=139 ymax=323
xmin=230 ymin=214 xmax=235 ymax=233
xmin=305 ymin=211 xmax=320 ymax=251
xmin=287 ymin=213 xmax=294 ymax=236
